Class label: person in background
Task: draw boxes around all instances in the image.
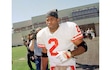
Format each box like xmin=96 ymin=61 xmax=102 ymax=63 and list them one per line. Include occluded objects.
xmin=29 ymin=28 xmax=48 ymax=70
xmin=23 ymin=34 xmax=35 ymax=70
xmin=86 ymin=28 xmax=92 ymax=39
xmin=90 ymin=28 xmax=95 ymax=39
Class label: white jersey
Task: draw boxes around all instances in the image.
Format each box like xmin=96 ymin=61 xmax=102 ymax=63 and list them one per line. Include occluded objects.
xmin=37 ymin=22 xmax=83 ymax=67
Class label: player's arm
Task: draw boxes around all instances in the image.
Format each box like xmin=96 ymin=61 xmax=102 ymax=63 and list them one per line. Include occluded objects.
xmin=70 ymin=38 xmax=87 ymax=57
xmin=41 ymin=47 xmax=48 ymax=70
xmin=56 ymin=38 xmax=87 ymax=63
xmin=70 ymin=24 xmax=87 ymax=57
xmin=37 ymin=29 xmax=48 ymax=70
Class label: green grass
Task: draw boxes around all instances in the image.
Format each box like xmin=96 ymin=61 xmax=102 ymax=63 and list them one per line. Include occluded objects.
xmin=12 ymin=46 xmax=36 ymax=70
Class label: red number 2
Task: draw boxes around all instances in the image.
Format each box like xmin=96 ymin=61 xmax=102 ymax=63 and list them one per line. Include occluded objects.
xmin=48 ymin=38 xmax=58 ymax=56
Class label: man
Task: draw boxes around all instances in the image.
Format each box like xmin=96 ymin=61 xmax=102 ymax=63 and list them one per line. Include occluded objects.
xmin=29 ymin=28 xmax=42 ymax=70
xmin=23 ymin=34 xmax=35 ymax=70
xmin=37 ymin=9 xmax=88 ymax=70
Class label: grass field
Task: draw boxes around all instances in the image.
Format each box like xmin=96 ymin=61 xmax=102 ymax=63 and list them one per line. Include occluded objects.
xmin=12 ymin=46 xmax=36 ymax=70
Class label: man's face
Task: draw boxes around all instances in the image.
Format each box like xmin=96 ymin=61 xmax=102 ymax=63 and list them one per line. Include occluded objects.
xmin=46 ymin=16 xmax=59 ymax=29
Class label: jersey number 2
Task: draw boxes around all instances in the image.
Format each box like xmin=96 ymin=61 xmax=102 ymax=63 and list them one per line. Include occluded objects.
xmin=48 ymin=38 xmax=58 ymax=56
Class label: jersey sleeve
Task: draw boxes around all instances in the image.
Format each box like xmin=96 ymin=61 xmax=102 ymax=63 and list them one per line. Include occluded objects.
xmin=37 ymin=29 xmax=46 ymax=48
xmin=70 ymin=22 xmax=83 ymax=42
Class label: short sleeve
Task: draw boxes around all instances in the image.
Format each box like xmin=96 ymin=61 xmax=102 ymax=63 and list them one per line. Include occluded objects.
xmin=37 ymin=29 xmax=46 ymax=48
xmin=71 ymin=22 xmax=83 ymax=42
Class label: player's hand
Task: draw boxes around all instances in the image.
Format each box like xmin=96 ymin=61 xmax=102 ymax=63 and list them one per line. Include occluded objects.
xmin=56 ymin=51 xmax=71 ymax=63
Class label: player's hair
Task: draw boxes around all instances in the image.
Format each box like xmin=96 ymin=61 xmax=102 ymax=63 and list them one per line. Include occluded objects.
xmin=46 ymin=9 xmax=58 ymax=18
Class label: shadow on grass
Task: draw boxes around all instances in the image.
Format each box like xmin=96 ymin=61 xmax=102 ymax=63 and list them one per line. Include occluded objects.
xmin=76 ymin=63 xmax=99 ymax=70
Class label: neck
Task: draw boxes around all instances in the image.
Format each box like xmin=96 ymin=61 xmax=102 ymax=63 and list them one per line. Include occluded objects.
xmin=49 ymin=25 xmax=59 ymax=33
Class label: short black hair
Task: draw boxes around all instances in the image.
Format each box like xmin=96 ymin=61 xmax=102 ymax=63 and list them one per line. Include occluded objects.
xmin=46 ymin=9 xmax=58 ymax=18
